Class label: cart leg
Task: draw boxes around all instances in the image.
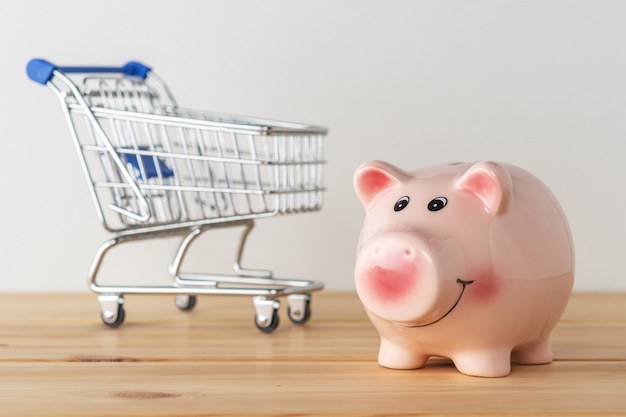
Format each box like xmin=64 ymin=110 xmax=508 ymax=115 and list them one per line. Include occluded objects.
xmin=169 ymin=227 xmax=206 ymax=311
xmin=169 ymin=227 xmax=203 ymax=279
xmin=88 ymin=237 xmax=122 ymax=291
xmin=233 ymin=221 xmax=272 ymax=278
xmin=88 ymin=237 xmax=129 ymax=327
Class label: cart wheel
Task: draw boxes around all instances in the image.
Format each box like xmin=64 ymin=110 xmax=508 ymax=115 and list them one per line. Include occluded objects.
xmin=175 ymin=295 xmax=197 ymax=312
xmin=288 ymin=302 xmax=311 ymax=325
xmin=101 ymin=304 xmax=125 ymax=328
xmin=98 ymin=294 xmax=125 ymax=328
xmin=287 ymin=294 xmax=312 ymax=325
xmin=254 ymin=309 xmax=280 ymax=333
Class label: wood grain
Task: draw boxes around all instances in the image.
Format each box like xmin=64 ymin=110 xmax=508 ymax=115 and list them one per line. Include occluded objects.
xmin=0 ymin=292 xmax=625 ymax=416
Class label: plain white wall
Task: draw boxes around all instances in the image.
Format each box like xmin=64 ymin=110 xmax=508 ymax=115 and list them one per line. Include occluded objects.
xmin=1 ymin=0 xmax=625 ymax=293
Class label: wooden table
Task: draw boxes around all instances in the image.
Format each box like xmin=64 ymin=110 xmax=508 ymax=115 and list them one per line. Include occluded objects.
xmin=0 ymin=292 xmax=624 ymax=416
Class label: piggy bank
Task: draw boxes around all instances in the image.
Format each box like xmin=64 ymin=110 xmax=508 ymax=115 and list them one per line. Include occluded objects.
xmin=354 ymin=160 xmax=574 ymax=377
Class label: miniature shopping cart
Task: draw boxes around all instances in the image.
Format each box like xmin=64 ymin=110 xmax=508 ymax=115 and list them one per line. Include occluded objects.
xmin=27 ymin=58 xmax=326 ymax=332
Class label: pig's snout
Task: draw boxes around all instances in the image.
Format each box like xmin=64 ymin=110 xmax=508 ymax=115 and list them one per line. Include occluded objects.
xmin=359 ymin=243 xmax=420 ymax=300
xmin=355 ymin=235 xmax=441 ymax=323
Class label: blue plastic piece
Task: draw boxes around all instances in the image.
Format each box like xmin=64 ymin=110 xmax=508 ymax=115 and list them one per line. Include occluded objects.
xmin=122 ymin=61 xmax=151 ymax=79
xmin=122 ymin=147 xmax=174 ymax=180
xmin=26 ymin=58 xmax=56 ymax=85
xmin=26 ymin=58 xmax=151 ymax=84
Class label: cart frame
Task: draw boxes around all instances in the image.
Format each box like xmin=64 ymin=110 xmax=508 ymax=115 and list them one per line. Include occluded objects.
xmin=27 ymin=59 xmax=326 ymax=332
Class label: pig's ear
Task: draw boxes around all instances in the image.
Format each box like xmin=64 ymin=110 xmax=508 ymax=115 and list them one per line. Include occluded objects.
xmin=354 ymin=161 xmax=408 ymax=208
xmin=457 ymin=161 xmax=512 ymax=215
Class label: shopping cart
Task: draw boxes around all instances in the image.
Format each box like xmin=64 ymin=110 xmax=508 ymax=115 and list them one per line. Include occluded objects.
xmin=26 ymin=58 xmax=327 ymax=332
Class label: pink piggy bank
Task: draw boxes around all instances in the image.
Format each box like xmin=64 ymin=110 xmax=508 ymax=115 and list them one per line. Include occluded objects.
xmin=354 ymin=161 xmax=574 ymax=377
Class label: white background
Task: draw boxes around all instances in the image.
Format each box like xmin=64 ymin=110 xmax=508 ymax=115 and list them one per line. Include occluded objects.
xmin=1 ymin=1 xmax=624 ymax=293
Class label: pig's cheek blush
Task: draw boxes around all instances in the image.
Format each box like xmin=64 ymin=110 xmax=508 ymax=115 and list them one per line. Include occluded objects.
xmin=466 ymin=269 xmax=500 ymax=302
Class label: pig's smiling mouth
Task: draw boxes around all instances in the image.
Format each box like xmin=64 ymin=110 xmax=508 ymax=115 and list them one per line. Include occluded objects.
xmin=398 ymin=278 xmax=474 ymax=328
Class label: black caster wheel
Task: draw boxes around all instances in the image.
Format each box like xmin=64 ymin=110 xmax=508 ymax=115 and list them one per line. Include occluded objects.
xmin=254 ymin=309 xmax=280 ymax=333
xmin=101 ymin=304 xmax=125 ymax=328
xmin=288 ymin=299 xmax=311 ymax=325
xmin=175 ymin=295 xmax=197 ymax=312
xmin=287 ymin=294 xmax=312 ymax=325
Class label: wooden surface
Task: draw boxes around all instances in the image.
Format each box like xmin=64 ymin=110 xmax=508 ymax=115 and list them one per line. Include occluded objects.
xmin=0 ymin=292 xmax=625 ymax=416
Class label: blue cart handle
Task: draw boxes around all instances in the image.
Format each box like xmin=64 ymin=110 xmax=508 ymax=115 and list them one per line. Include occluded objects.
xmin=27 ymin=58 xmax=151 ymax=85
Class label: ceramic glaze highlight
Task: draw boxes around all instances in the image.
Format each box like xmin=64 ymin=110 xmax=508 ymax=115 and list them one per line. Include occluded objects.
xmin=353 ymin=160 xmax=574 ymax=377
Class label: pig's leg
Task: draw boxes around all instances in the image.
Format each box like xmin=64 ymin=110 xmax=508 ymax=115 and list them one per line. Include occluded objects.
xmin=452 ymin=349 xmax=512 ymax=377
xmin=378 ymin=338 xmax=429 ymax=369
xmin=511 ymin=337 xmax=553 ymax=365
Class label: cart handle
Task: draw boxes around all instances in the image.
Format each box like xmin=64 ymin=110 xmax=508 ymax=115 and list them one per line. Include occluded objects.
xmin=27 ymin=58 xmax=154 ymax=223
xmin=27 ymin=58 xmax=151 ymax=85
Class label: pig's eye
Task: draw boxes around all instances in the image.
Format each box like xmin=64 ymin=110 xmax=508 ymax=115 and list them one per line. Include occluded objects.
xmin=394 ymin=196 xmax=410 ymax=212
xmin=428 ymin=197 xmax=447 ymax=212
